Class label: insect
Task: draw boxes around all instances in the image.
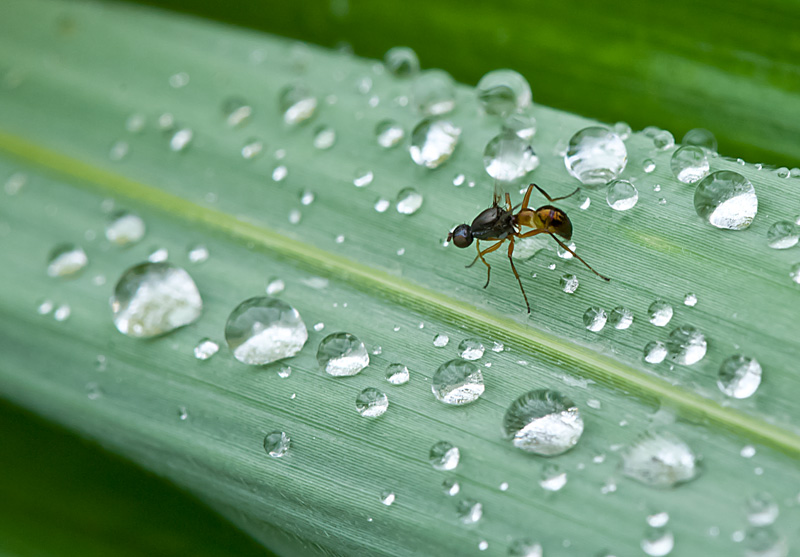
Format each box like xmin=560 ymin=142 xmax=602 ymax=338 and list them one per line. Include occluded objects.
xmin=447 ymin=183 xmax=610 ymax=312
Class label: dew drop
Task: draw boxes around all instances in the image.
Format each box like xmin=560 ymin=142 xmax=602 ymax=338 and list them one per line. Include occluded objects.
xmin=508 ymin=539 xmax=543 ymax=557
xmin=790 ymin=263 xmax=800 ymax=285
xmin=193 ymin=338 xmax=219 ymax=360
xmin=458 ymin=338 xmax=485 ymax=360
xmin=540 ymin=463 xmax=567 ymax=491
xmin=432 ymin=360 xmax=484 ymax=404
xmin=502 ymin=112 xmax=537 ymax=141
xmin=375 ymin=119 xmax=405 ymax=149
xmin=564 ymin=127 xmax=627 ymax=187
xmin=409 ymin=119 xmax=461 ymax=169
xmin=743 ymin=526 xmax=787 ymax=557
xmin=356 ymin=387 xmax=389 ymax=417
xmin=583 ymin=307 xmax=607 ymax=332
xmin=442 ymin=478 xmax=460 ymax=495
xmin=106 ymin=211 xmax=145 ymax=246
xmin=666 ymin=325 xmax=707 ymax=365
xmin=622 ymin=431 xmax=699 ymax=488
xmin=380 ymin=490 xmax=396 ymax=506
xmin=373 ymin=198 xmax=390 ymax=213
xmin=433 ymin=333 xmax=450 ymax=347
xmin=316 ymin=332 xmax=369 ymax=376
xmin=652 ymin=130 xmax=675 ymax=151
xmin=54 ymin=304 xmax=71 ymax=322
xmin=560 ymin=274 xmax=579 ymax=294
xmin=683 ymin=293 xmax=698 ymax=307
xmin=396 ymin=188 xmax=423 ymax=214
xmin=169 ymin=128 xmax=193 ymax=152
xmin=277 ymin=365 xmax=292 ymax=378
xmin=125 ymin=113 xmax=146 ymax=133
xmin=385 ymin=363 xmax=410 ymax=385
xmin=178 ymin=406 xmax=188 ymax=421
xmin=37 ymin=299 xmax=54 ymax=315
xmin=429 ymin=441 xmax=460 ymax=471
xmin=263 ymin=431 xmax=290 ymax=458
xmin=148 ymin=247 xmax=169 ymax=263
xmin=647 ymin=511 xmax=670 ymax=528
xmin=503 ymin=389 xmax=584 ymax=456
xmin=483 ymin=130 xmax=539 ymax=181
xmin=313 ymin=125 xmax=336 ymax=150
xmin=670 ymin=145 xmax=709 ymax=184
xmin=641 ymin=527 xmax=674 ymax=556
xmin=694 ymin=171 xmax=758 ymax=230
xmin=47 ymin=244 xmax=88 ymax=278
xmin=272 ymin=165 xmax=288 ymax=182
xmin=644 ymin=341 xmax=668 ymax=364
xmin=224 ymin=297 xmax=308 ymax=365
xmin=643 ymin=159 xmax=656 ymax=173
xmin=112 ymin=262 xmax=202 ymax=338
xmin=609 ymin=306 xmax=634 ymax=330
xmin=109 ymin=140 xmax=129 ymax=161
xmin=606 ymin=180 xmax=638 ymax=211
xmin=741 ymin=445 xmax=756 ymax=458
xmin=279 ymin=83 xmax=317 ymax=125
xmin=4 ymin=172 xmax=27 ymax=195
xmin=187 ymin=244 xmax=209 ymax=264
xmin=456 ymin=499 xmax=483 ymax=524
xmin=475 ymin=69 xmax=532 ymax=117
xmin=384 ymin=46 xmax=419 ymax=77
xmin=682 ymin=128 xmax=717 ymax=152
xmin=411 ymin=69 xmax=456 ymax=116
xmin=478 ymin=541 xmax=488 ymax=551
xmin=766 ymin=221 xmax=799 ymax=249
xmin=353 ymin=169 xmax=374 ymax=187
xmin=222 ymin=97 xmax=253 ymax=127
xmin=718 ymin=355 xmax=762 ymax=399
xmin=266 ymin=278 xmax=285 ymax=295
xmin=746 ymin=492 xmax=779 ymax=526
xmin=648 ymin=300 xmax=673 ymax=327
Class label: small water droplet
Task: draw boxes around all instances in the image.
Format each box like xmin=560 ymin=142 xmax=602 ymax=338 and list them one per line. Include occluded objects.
xmin=442 ymin=478 xmax=460 ymax=495
xmin=169 ymin=128 xmax=193 ymax=152
xmin=741 ymin=445 xmax=756 ymax=458
xmin=4 ymin=172 xmax=27 ymax=195
xmin=225 ymin=297 xmax=308 ymax=365
xmin=313 ymin=322 xmax=325 ymax=332
xmin=279 ymin=83 xmax=317 ymax=125
xmin=458 ymin=338 xmax=485 ymax=360
xmin=47 ymin=244 xmax=88 ymax=278
xmin=694 ymin=171 xmax=758 ymax=230
xmin=647 ymin=512 xmax=670 ymax=528
xmin=746 ymin=492 xmax=779 ymax=526
xmin=353 ymin=168 xmax=374 ymax=187
xmin=682 ymin=128 xmax=717 ymax=152
xmin=384 ymin=46 xmax=419 ymax=77
xmin=385 ymin=363 xmax=410 ymax=385
xmin=683 ymin=293 xmax=698 ymax=307
xmin=609 ymin=306 xmax=633 ymax=329
xmin=613 ymin=122 xmax=631 ymax=140
xmin=483 ymin=130 xmax=539 ymax=181
xmin=644 ymin=341 xmax=668 ymax=364
xmin=508 ymin=539 xmax=543 ymax=557
xmin=277 ymin=365 xmax=292 ymax=379
xmin=313 ymin=125 xmax=336 ymax=150
xmin=564 ymin=127 xmax=627 ymax=187
xmin=375 ymin=119 xmax=405 ymax=149
xmin=396 ymin=188 xmax=423 ymax=214
xmin=502 ymin=112 xmax=537 ymax=141
xmin=766 ymin=221 xmax=799 ymax=249
xmin=222 ymin=97 xmax=253 ymax=127
xmin=266 ymin=278 xmax=285 ymax=296
xmin=411 ymin=69 xmax=456 ymax=116
xmin=478 ymin=540 xmax=488 ymax=551
xmin=670 ymin=145 xmax=709 ymax=184
xmin=606 ymin=180 xmax=638 ymax=210
xmin=112 ymin=262 xmax=202 ymax=338
xmin=430 ymin=441 xmax=460 ymax=471
xmin=86 ymin=382 xmax=102 ymax=400
xmin=790 ymin=263 xmax=800 ymax=285
xmin=652 ymin=130 xmax=675 ymax=151
xmin=432 ymin=360 xmax=484 ymax=404
xmin=580 ymin=196 xmax=591 ymax=210
xmin=433 ymin=333 xmax=449 ymax=347
xmin=648 ymin=300 xmax=673 ymax=327
xmin=456 ymin=499 xmax=483 ymax=524
xmin=503 ymin=390 xmax=584 ymax=455
xmin=168 ymin=71 xmax=189 ymax=88
xmin=560 ymin=274 xmax=579 ymax=294
xmin=109 ymin=140 xmax=129 ymax=161
xmin=288 ymin=209 xmax=301 ymax=224
xmin=583 ymin=307 xmax=607 ymax=332
xmin=475 ymin=69 xmax=532 ymax=117
xmin=556 ymin=241 xmax=576 ymax=259
xmin=148 ymin=247 xmax=169 ymax=263
xmin=264 ymin=431 xmax=290 ymax=458
xmin=373 ymin=197 xmax=391 ymax=213
xmin=54 ymin=304 xmax=71 ymax=322
xmin=643 ymin=159 xmax=656 ymax=173
xmin=193 ymin=338 xmax=219 ymax=360
xmin=272 ymin=165 xmax=288 ymax=182
xmin=641 ymin=527 xmax=674 ymax=556
xmin=718 ymin=355 xmax=762 ymax=399
xmin=317 ymin=332 xmax=369 ymax=376
xmin=125 ymin=113 xmax=146 ymax=133
xmin=37 ymin=299 xmax=54 ymax=315
xmin=178 ymin=406 xmax=188 ymax=420
xmin=241 ymin=138 xmax=263 ymax=159
xmin=743 ymin=526 xmax=787 ymax=557
xmin=380 ymin=490 xmax=396 ymax=506
xmin=106 ymin=211 xmax=145 ymax=246
xmin=499 ymin=481 xmax=509 ymax=491
xmin=356 ymin=388 xmax=389 ymax=417
xmin=409 ymin=118 xmax=461 ymax=169
xmin=666 ymin=325 xmax=707 ymax=365
xmin=186 ymin=244 xmax=209 ymax=264
xmin=540 ymin=463 xmax=567 ymax=491
xmin=622 ymin=431 xmax=699 ymax=488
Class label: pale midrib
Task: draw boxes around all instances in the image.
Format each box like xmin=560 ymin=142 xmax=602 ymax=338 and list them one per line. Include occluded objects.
xmin=2 ymin=129 xmax=799 ymax=458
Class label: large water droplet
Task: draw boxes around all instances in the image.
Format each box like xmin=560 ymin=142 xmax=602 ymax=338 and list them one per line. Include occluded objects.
xmin=641 ymin=527 xmax=674 ymax=556
xmin=694 ymin=171 xmax=758 ymax=230
xmin=193 ymin=338 xmax=219 ymax=360
xmin=47 ymin=244 xmax=88 ymax=278
xmin=375 ymin=119 xmax=405 ymax=148
xmin=583 ymin=307 xmax=607 ymax=332
xmin=279 ymin=83 xmax=317 ymax=125
xmin=225 ymin=297 xmax=308 ymax=365
xmin=718 ymin=355 xmax=762 ymax=399
xmin=564 ymin=127 xmax=627 ymax=187
xmin=670 ymin=146 xmax=709 ymax=184
xmin=317 ymin=332 xmax=369 ymax=376
xmin=503 ymin=390 xmax=584 ymax=456
xmin=606 ymin=180 xmax=638 ymax=210
xmin=609 ymin=306 xmax=634 ymax=330
xmin=264 ymin=431 xmax=290 ymax=457
xmin=766 ymin=221 xmax=799 ymax=249
xmin=540 ymin=463 xmax=567 ymax=491
xmin=411 ymin=69 xmax=456 ymax=116
xmin=410 ymin=119 xmax=461 ymax=169
xmin=475 ymin=69 xmax=532 ymax=117
xmin=432 ymin=360 xmax=485 ymax=404
xmin=106 ymin=211 xmax=145 ymax=246
xmin=385 ymin=363 xmax=410 ymax=385
xmin=456 ymin=499 xmax=483 ymax=524
xmin=111 ymin=262 xmax=202 ymax=338
xmin=666 ymin=325 xmax=707 ymax=365
xmin=356 ymin=388 xmax=389 ymax=417
xmin=682 ymin=128 xmax=717 ymax=152
xmin=458 ymin=338 xmax=485 ymax=360
xmin=644 ymin=341 xmax=668 ymax=364
xmin=622 ymin=431 xmax=699 ymax=488
xmin=384 ymin=46 xmax=419 ymax=77
xmin=648 ymin=300 xmax=673 ymax=327
xmin=746 ymin=492 xmax=779 ymax=526
xmin=508 ymin=539 xmax=543 ymax=557
xmin=429 ymin=440 xmax=460 ymax=470
xmin=483 ymin=130 xmax=539 ymax=181
xmin=396 ymin=188 xmax=423 ymax=214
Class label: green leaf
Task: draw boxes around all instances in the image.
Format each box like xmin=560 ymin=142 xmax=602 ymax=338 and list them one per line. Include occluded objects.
xmin=1 ymin=1 xmax=799 ymax=556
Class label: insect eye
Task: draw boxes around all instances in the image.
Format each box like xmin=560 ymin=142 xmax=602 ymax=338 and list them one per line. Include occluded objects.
xmin=451 ymin=224 xmax=473 ymax=248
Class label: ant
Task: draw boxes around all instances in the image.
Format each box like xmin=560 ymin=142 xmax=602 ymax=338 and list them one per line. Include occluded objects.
xmin=447 ymin=183 xmax=610 ymax=313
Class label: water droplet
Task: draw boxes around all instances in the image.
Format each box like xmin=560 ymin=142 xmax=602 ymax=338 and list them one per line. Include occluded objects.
xmin=641 ymin=527 xmax=674 ymax=556
xmin=766 ymin=221 xmax=799 ymax=249
xmin=502 ymin=112 xmax=537 ymax=141
xmin=478 ymin=541 xmax=488 ymax=551
xmin=148 ymin=247 xmax=169 ymax=263
xmin=456 ymin=499 xmax=483 ymax=524
xmin=411 ymin=69 xmax=456 ymax=116
xmin=458 ymin=338 xmax=485 ymax=360
xmin=743 ymin=526 xmax=787 ymax=557
xmin=158 ymin=113 xmax=175 ymax=131
xmin=670 ymin=146 xmax=709 ymax=184
xmin=241 ymin=139 xmax=263 ymax=160
xmin=746 ymin=492 xmax=779 ymax=526
xmin=583 ymin=307 xmax=607 ymax=332
xmin=492 ymin=342 xmax=505 ymax=352
xmin=508 ymin=539 xmax=543 ymax=557
xmin=682 ymin=128 xmax=717 ymax=152
xmin=682 ymin=293 xmax=698 ymax=307
xmin=225 ymin=297 xmax=308 ymax=365
xmin=263 ymin=431 xmax=290 ymax=458
xmin=475 ymin=69 xmax=532 ymax=117
xmin=580 ymin=196 xmax=591 ymax=210
xmin=112 ymin=262 xmax=202 ymax=338
xmin=430 ymin=441 xmax=460 ymax=470
xmin=384 ymin=46 xmax=419 ymax=77
xmin=666 ymin=325 xmax=707 ymax=365
xmin=622 ymin=431 xmax=699 ymax=488
xmin=375 ymin=119 xmax=405 ymax=148
xmin=442 ymin=478 xmax=460 ymax=495
xmin=4 ymin=172 xmax=27 ymax=195
xmin=499 ymin=481 xmax=509 ymax=491
xmin=647 ymin=512 xmax=670 ymax=528
xmin=272 ymin=165 xmax=288 ymax=182
xmin=106 ymin=211 xmax=145 ymax=246
xmin=609 ymin=306 xmax=634 ymax=329
xmin=483 ymin=130 xmax=539 ymax=181
xmin=169 ymin=128 xmax=193 ymax=152
xmin=313 ymin=126 xmax=336 ymax=150
xmin=168 ymin=71 xmax=189 ymax=88
xmin=86 ymin=382 xmax=102 ymax=400
xmin=652 ymin=130 xmax=675 ymax=151
xmin=606 ymin=180 xmax=638 ymax=210
xmin=694 ymin=171 xmax=758 ymax=230
xmin=356 ymin=388 xmax=389 ymax=417
xmin=317 ymin=332 xmax=369 ymax=376
xmin=791 ymin=263 xmax=800 ymax=285
xmin=559 ymin=274 xmax=579 ymax=294
xmin=126 ymin=113 xmax=146 ymax=133
xmin=385 ymin=363 xmax=410 ymax=385
xmin=432 ymin=360 xmax=484 ymax=405
xmin=396 ymin=188 xmax=423 ymax=214
xmin=353 ymin=168 xmax=374 ymax=187
xmin=266 ymin=278 xmax=285 ymax=296
xmin=47 ymin=244 xmax=88 ymax=278
xmin=433 ymin=333 xmax=450 ymax=347
xmin=279 ymin=83 xmax=317 ymax=125
xmin=222 ymin=97 xmax=253 ymax=127
xmin=564 ymin=127 xmax=627 ymax=187
xmin=643 ymin=159 xmax=656 ymax=173
xmin=648 ymin=300 xmax=673 ymax=327
xmin=178 ymin=406 xmax=188 ymax=420
xmin=183 ymin=244 xmax=209 ymax=265
xmin=503 ymin=390 xmax=584 ymax=455
xmin=613 ymin=122 xmax=631 ymax=140
xmin=540 ymin=463 xmax=567 ymax=491
xmin=109 ymin=140 xmax=129 ymax=161
xmin=718 ymin=355 xmax=762 ymax=399
xmin=409 ymin=118 xmax=461 ymax=169
xmin=741 ymin=445 xmax=756 ymax=458
xmin=54 ymin=304 xmax=71 ymax=322
xmin=644 ymin=341 xmax=668 ymax=364
xmin=193 ymin=338 xmax=219 ymax=360
xmin=380 ymin=490 xmax=396 ymax=506
xmin=277 ymin=365 xmax=292 ymax=379
xmin=37 ymin=299 xmax=54 ymax=315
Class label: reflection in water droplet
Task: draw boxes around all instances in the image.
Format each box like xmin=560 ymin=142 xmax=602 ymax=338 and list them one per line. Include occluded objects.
xmin=225 ymin=297 xmax=308 ymax=365
xmin=411 ymin=69 xmax=456 ymax=115
xmin=313 ymin=126 xmax=336 ymax=150
xmin=648 ymin=300 xmax=673 ymax=327
xmin=583 ymin=307 xmax=607 ymax=332
xmin=279 ymin=83 xmax=317 ymax=125
xmin=694 ymin=171 xmax=758 ymax=230
xmin=47 ymin=244 xmax=88 ymax=278
xmin=375 ymin=119 xmax=405 ymax=149
xmin=746 ymin=492 xmax=779 ymax=526
xmin=396 ymin=188 xmax=423 ymax=214
xmin=666 ymin=325 xmax=707 ymax=365
xmin=222 ymin=97 xmax=253 ymax=127
xmin=430 ymin=441 xmax=460 ymax=471
xmin=442 ymin=478 xmax=460 ymax=495
xmin=766 ymin=221 xmax=799 ymax=249
xmin=380 ymin=490 xmax=396 ymax=506
xmin=456 ymin=499 xmax=483 ymax=524
xmin=503 ymin=390 xmax=584 ymax=456
xmin=483 ymin=130 xmax=539 ymax=181
xmin=641 ymin=527 xmax=674 ymax=556
xmin=169 ymin=128 xmax=193 ymax=152
xmin=644 ymin=341 xmax=668 ymax=364
xmin=540 ymin=463 xmax=567 ymax=491
xmin=718 ymin=355 xmax=762 ymax=399
xmin=193 ymin=338 xmax=219 ymax=360
xmin=502 ymin=112 xmax=537 ymax=141
xmin=609 ymin=306 xmax=633 ymax=329
xmin=564 ymin=127 xmax=627 ymax=187
xmin=652 ymin=130 xmax=675 ymax=151
xmin=106 ymin=211 xmax=145 ymax=246
xmin=188 ymin=244 xmax=209 ymax=264
xmin=317 ymin=332 xmax=369 ymax=376
xmin=264 ymin=431 xmax=290 ymax=458
xmin=670 ymin=146 xmax=709 ymax=184
xmin=458 ymin=338 xmax=485 ymax=360
xmin=112 ymin=262 xmax=202 ymax=338
xmin=560 ymin=274 xmax=579 ymax=294
xmin=410 ymin=119 xmax=461 ymax=169
xmin=476 ymin=69 xmax=532 ymax=117
xmin=622 ymin=431 xmax=699 ymax=488
xmin=385 ymin=363 xmax=410 ymax=385
xmin=433 ymin=333 xmax=450 ymax=347
xmin=606 ymin=180 xmax=638 ymax=210
xmin=682 ymin=128 xmax=717 ymax=152
xmin=356 ymin=388 xmax=389 ymax=417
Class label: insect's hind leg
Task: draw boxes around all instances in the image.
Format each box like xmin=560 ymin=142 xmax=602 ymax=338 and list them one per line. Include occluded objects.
xmin=506 ymin=237 xmax=531 ymax=313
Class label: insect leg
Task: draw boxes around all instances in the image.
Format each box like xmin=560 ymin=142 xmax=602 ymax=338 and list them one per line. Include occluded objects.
xmin=548 ymin=233 xmax=610 ymax=281
xmin=507 ymin=237 xmax=531 ymax=313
